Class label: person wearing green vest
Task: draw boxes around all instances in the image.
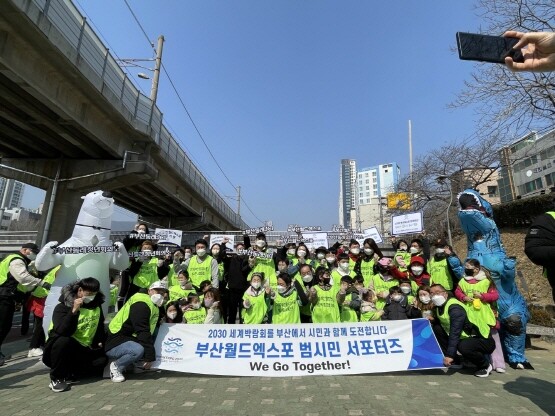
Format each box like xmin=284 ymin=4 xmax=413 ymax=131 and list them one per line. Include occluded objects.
xmin=210 ymin=243 xmax=228 ymax=323
xmin=168 ymin=269 xmax=195 ymax=302
xmin=393 ymin=239 xmax=411 ymax=273
xmin=353 ymin=238 xmax=383 ymax=288
xmin=241 ymin=272 xmax=270 ymax=324
xmin=0 ymin=242 xmax=47 ymax=366
xmin=26 ymin=265 xmax=60 ymax=358
xmin=42 ymin=277 xmax=106 ymax=393
xmin=126 ymin=240 xmax=169 ymax=300
xmin=294 ymin=263 xmax=315 ymax=323
xmin=428 ymin=240 xmax=460 ymax=291
xmin=338 ymin=276 xmax=361 ymax=322
xmin=182 ymin=293 xmax=208 ymax=324
xmin=308 ymin=267 xmax=344 ymax=323
xmin=181 ymin=239 xmax=219 ymax=290
xmin=359 ymin=289 xmax=384 ymax=321
xmin=368 ymin=257 xmax=399 ymax=310
xmin=331 ymin=253 xmax=356 ymax=288
xmin=270 ymin=273 xmax=309 ymax=324
xmin=166 ymin=248 xmax=185 ymax=288
xmin=430 ymin=283 xmax=496 ymax=378
xmin=105 ymin=280 xmax=168 ymax=383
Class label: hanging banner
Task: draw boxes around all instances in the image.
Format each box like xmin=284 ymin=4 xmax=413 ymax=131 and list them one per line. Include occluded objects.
xmin=391 ymin=212 xmax=423 ymax=236
xmin=153 ymin=319 xmax=444 ymax=377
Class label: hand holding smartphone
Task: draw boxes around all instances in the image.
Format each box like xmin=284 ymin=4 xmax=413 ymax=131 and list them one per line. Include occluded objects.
xmin=456 ymin=32 xmax=524 ymax=64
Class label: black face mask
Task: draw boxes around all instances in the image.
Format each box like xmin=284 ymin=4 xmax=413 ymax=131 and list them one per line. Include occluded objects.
xmin=464 ymin=268 xmax=475 ymax=276
xmin=322 ymin=278 xmax=331 ymax=285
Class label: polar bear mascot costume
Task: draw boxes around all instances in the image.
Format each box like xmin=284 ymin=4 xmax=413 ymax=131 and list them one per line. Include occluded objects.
xmin=35 ymin=190 xmax=129 ymax=332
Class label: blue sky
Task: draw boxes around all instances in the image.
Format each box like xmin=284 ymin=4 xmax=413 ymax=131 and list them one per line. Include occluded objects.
xmin=23 ymin=1 xmax=487 ymax=230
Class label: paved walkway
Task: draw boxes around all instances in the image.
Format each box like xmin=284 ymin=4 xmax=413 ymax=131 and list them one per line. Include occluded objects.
xmin=1 ymin=335 xmax=554 ymax=416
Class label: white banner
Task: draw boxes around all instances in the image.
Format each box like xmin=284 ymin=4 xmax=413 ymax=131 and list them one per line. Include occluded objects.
xmin=209 ymin=234 xmax=236 ymax=252
xmin=301 ymin=232 xmax=328 ymax=250
xmin=391 ymin=212 xmax=423 ymax=236
xmin=153 ymin=320 xmax=444 ymax=377
xmin=154 ymin=228 xmax=183 ymax=246
xmin=363 ymin=227 xmax=383 ymax=244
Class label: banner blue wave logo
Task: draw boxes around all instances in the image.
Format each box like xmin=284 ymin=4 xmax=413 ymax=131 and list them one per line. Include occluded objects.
xmin=163 ymin=337 xmax=184 ymax=354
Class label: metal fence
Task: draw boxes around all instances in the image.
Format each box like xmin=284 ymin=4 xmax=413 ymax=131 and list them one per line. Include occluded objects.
xmin=13 ymin=0 xmax=246 ymax=230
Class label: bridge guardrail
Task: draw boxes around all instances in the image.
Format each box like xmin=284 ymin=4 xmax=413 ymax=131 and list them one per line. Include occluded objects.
xmin=14 ymin=0 xmax=247 ymax=230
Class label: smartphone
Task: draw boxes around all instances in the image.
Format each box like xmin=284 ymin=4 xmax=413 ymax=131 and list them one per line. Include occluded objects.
xmin=456 ymin=32 xmax=524 ymax=64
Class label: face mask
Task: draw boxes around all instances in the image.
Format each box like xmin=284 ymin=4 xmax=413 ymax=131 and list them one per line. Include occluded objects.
xmin=138 ymin=229 xmax=146 ymax=234
xmin=302 ymin=274 xmax=313 ymax=283
xmin=411 ymin=266 xmax=424 ymax=276
xmin=391 ymin=294 xmax=403 ymax=302
xmin=184 ymin=252 xmax=191 ymax=259
xmin=350 ymin=248 xmax=360 ymax=255
xmin=464 ymin=268 xmax=475 ymax=277
xmin=82 ymin=295 xmax=96 ymax=304
xmin=212 ymin=250 xmax=220 ymax=256
xmin=399 ymin=245 xmax=408 ymax=251
xmin=204 ymin=299 xmax=214 ymax=308
xmin=322 ymin=277 xmax=331 ymax=285
xmin=179 ymin=280 xmax=188 ymax=288
xmin=410 ymin=247 xmax=420 ymax=254
xmin=339 ymin=262 xmax=349 ymax=272
xmin=277 ymin=285 xmax=287 ymax=294
xmin=142 ymin=249 xmax=152 ymax=257
xmin=419 ymin=295 xmax=431 ymax=304
xmin=151 ymin=293 xmax=164 ymax=307
xmin=400 ymin=286 xmax=411 ymax=294
xmin=27 ymin=252 xmax=37 ymax=261
xmin=191 ymin=303 xmax=201 ymax=310
xmin=474 ymin=270 xmax=487 ymax=281
xmin=278 ymin=266 xmax=288 ymax=273
xmin=431 ymin=294 xmax=447 ymax=307
xmin=251 ymin=281 xmax=261 ymax=290
xmin=167 ymin=311 xmax=177 ymax=320
xmin=364 ymin=248 xmax=374 ymax=256
xmin=196 ymin=248 xmax=206 ymax=257
xmin=287 ymin=249 xmax=296 ymax=256
xmin=256 ymin=240 xmax=266 ymax=248
xmin=317 ymin=253 xmax=325 ymax=260
xmin=435 ymin=248 xmax=445 ymax=254
xmin=297 ymin=250 xmax=306 ymax=258
xmin=326 ymin=256 xmax=335 ymax=263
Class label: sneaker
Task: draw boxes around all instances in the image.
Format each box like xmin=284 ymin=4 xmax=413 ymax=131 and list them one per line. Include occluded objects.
xmin=49 ymin=379 xmax=70 ymax=393
xmin=522 ymin=361 xmax=534 ymax=370
xmin=66 ymin=375 xmax=79 ymax=384
xmin=475 ymin=364 xmax=493 ymax=378
xmin=109 ymin=362 xmax=125 ymax=383
xmin=509 ymin=362 xmax=525 ymax=370
xmin=495 ymin=367 xmax=506 ymax=373
xmin=28 ymin=348 xmax=43 ymax=358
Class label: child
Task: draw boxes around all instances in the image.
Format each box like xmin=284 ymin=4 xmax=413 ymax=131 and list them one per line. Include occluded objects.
xmin=369 ymin=257 xmax=399 ymax=310
xmin=339 ymin=276 xmax=361 ymax=322
xmin=168 ymin=269 xmax=195 ymax=302
xmin=381 ymin=286 xmax=415 ymax=320
xmin=182 ymin=293 xmax=206 ymax=324
xmin=359 ymin=289 xmax=384 ymax=321
xmin=165 ymin=301 xmax=183 ymax=323
xmin=398 ymin=279 xmax=415 ymax=305
xmin=241 ymin=272 xmax=270 ymax=324
xmin=270 ymin=273 xmax=309 ymax=324
xmin=203 ymin=288 xmax=223 ymax=324
xmin=413 ymin=285 xmax=434 ymax=320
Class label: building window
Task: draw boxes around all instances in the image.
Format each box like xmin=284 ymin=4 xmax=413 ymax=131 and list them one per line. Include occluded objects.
xmin=487 ymin=186 xmax=498 ymax=197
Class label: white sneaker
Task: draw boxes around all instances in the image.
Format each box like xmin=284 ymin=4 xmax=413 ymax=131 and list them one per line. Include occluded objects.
xmin=27 ymin=348 xmax=43 ymax=358
xmin=495 ymin=367 xmax=506 ymax=373
xmin=109 ymin=362 xmax=125 ymax=383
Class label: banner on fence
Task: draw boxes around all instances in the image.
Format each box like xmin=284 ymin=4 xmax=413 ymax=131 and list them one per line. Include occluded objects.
xmin=153 ymin=319 xmax=444 ymax=377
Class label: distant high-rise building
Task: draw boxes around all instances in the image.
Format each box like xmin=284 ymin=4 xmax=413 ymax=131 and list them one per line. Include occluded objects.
xmin=339 ymin=159 xmax=357 ymax=227
xmin=0 ymin=178 xmax=25 ymax=209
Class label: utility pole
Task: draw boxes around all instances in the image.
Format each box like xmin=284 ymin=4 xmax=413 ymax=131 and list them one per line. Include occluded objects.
xmin=150 ymin=35 xmax=165 ymax=104
xmin=237 ymin=186 xmax=241 ymax=217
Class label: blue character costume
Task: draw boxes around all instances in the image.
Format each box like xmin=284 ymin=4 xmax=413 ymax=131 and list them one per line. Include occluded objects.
xmin=457 ymin=189 xmax=533 ymax=369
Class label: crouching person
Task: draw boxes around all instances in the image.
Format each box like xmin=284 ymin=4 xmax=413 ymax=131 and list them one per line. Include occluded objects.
xmin=42 ymin=277 xmax=107 ymax=393
xmin=104 ymin=280 xmax=168 ymax=383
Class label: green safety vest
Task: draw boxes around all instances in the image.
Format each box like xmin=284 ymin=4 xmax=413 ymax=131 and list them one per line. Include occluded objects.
xmin=331 ymin=269 xmax=355 ymax=288
xmin=369 ymin=274 xmax=399 ymax=310
xmin=311 ymin=285 xmax=340 ymax=323
xmin=429 ymin=257 xmax=454 ymax=290
xmin=0 ymin=253 xmax=26 ymax=292
xmin=188 ymin=255 xmax=213 ymax=287
xmin=358 ymin=258 xmax=376 ymax=288
xmin=109 ymin=293 xmax=158 ymax=336
xmin=109 ymin=284 xmax=118 ymax=307
xmin=184 ymin=307 xmax=207 ymax=324
xmin=133 ymin=257 xmax=159 ymax=289
xmin=394 ymin=251 xmax=411 ymax=272
xmin=72 ymin=307 xmax=102 ymax=347
xmin=293 ymin=274 xmax=312 ymax=317
xmin=168 ymin=285 xmax=195 ymax=302
xmin=31 ymin=265 xmax=60 ymax=298
xmin=217 ymin=262 xmax=225 ymax=282
xmin=247 ymin=251 xmax=276 ymax=284
xmin=167 ymin=264 xmax=178 ymax=288
xmin=457 ymin=279 xmax=496 ymax=328
xmin=272 ymin=290 xmax=300 ymax=324
xmin=360 ymin=308 xmax=381 ymax=322
xmin=437 ymin=298 xmax=490 ymax=339
xmin=241 ymin=291 xmax=267 ymax=324
xmin=340 ymin=292 xmax=359 ymax=323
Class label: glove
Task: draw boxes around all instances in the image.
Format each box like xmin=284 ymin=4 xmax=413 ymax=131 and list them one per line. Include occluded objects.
xmin=40 ymin=281 xmax=52 ymax=290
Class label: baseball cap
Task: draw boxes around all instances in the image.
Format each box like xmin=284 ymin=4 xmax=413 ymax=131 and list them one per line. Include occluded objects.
xmin=21 ymin=243 xmax=39 ymax=253
xmin=149 ymin=280 xmax=169 ymax=292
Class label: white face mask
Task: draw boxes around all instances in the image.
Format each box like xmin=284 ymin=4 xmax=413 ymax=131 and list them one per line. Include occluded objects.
xmin=297 ymin=250 xmax=306 ymax=258
xmin=256 ymin=240 xmax=266 ymax=248
xmin=400 ymin=286 xmax=411 ymax=294
xmin=204 ymin=299 xmax=214 ymax=308
xmin=339 ymin=262 xmax=349 ymax=272
xmin=184 ymin=252 xmax=192 ymax=259
xmin=277 ymin=285 xmax=287 ymax=294
xmin=317 ymin=253 xmax=325 ymax=260
xmin=326 ymin=256 xmax=335 ymax=264
xmin=411 ymin=266 xmax=424 ymax=276
xmin=419 ymin=295 xmax=431 ymax=304
xmin=82 ymin=295 xmax=96 ymax=304
xmin=251 ymin=281 xmax=261 ymax=290
xmin=151 ymin=293 xmax=165 ymax=307
xmin=350 ymin=248 xmax=360 ymax=255
xmin=431 ymin=294 xmax=447 ymax=307
xmin=196 ymin=248 xmax=207 ymax=257
xmin=167 ymin=311 xmax=177 ymax=320
xmin=391 ymin=294 xmax=403 ymax=302
xmin=435 ymin=248 xmax=445 ymax=254
xmin=364 ymin=248 xmax=374 ymax=256
xmin=410 ymin=247 xmax=420 ymax=254
xmin=138 ymin=229 xmax=146 ymax=234
xmin=302 ymin=274 xmax=313 ymax=283
xmin=191 ymin=303 xmax=201 ymax=310
xmin=27 ymin=252 xmax=37 ymax=261
xmin=287 ymin=249 xmax=296 ymax=256
xmin=212 ymin=250 xmax=220 ymax=256
xmin=399 ymin=246 xmax=408 ymax=251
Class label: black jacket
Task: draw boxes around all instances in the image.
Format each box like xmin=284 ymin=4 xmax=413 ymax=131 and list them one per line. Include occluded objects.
xmin=525 ymin=211 xmax=555 ymax=267
xmin=223 ymin=235 xmax=251 ymax=290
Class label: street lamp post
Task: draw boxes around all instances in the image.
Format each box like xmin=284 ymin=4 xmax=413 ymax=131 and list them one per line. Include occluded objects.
xmin=436 ymin=175 xmax=453 ymax=247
